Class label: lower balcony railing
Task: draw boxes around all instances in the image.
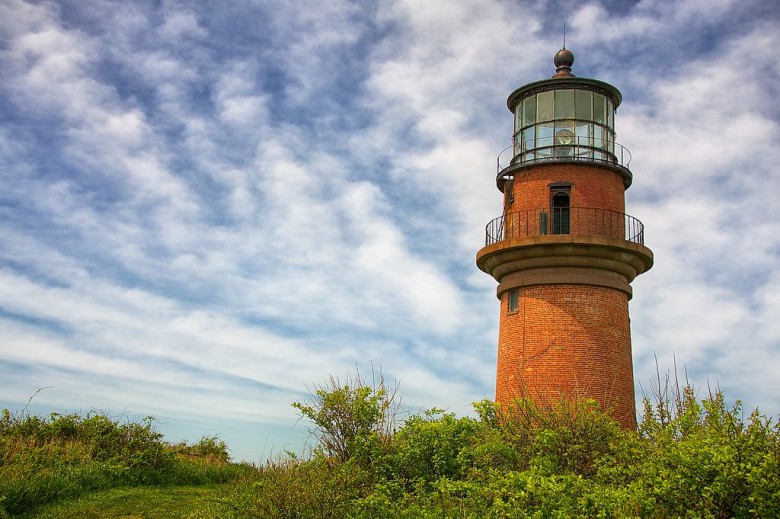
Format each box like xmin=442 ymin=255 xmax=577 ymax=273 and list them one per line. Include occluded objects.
xmin=484 ymin=207 xmax=645 ymax=246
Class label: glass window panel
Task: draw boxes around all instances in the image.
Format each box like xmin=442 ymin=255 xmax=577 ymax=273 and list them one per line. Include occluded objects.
xmin=554 ymin=121 xmax=575 ymax=141
xmin=575 ymin=90 xmax=592 ymax=121
xmin=515 ymin=107 xmax=522 ymax=132
xmin=537 ymin=122 xmax=554 ymax=156
xmin=593 ymin=94 xmax=606 ymax=124
xmin=607 ymin=99 xmax=614 ymax=129
xmin=593 ymin=124 xmax=604 ymax=149
xmin=523 ymin=126 xmax=535 ymax=152
xmin=523 ymin=96 xmax=536 ymax=128
xmin=537 ymin=91 xmax=554 ymax=122
xmin=575 ymin=121 xmax=591 ymax=148
xmin=554 ymin=90 xmax=574 ymax=119
xmin=554 ymin=121 xmax=575 ymax=158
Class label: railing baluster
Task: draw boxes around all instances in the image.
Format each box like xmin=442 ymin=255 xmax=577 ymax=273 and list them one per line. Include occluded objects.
xmin=484 ymin=207 xmax=644 ymax=246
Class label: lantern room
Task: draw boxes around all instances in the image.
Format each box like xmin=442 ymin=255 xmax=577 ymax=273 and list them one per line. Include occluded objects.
xmin=498 ymin=49 xmax=632 ymax=190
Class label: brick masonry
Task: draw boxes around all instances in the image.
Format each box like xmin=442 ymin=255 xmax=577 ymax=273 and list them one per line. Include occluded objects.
xmin=496 ymin=284 xmax=637 ymax=429
xmin=488 ymin=163 xmax=643 ymax=429
xmin=505 ymin=163 xmax=626 ymax=214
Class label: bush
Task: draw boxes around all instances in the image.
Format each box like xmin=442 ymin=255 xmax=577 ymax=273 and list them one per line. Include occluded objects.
xmin=274 ymin=374 xmax=780 ymax=517
xmin=387 ymin=409 xmax=479 ymax=489
xmin=292 ymin=370 xmax=402 ymax=465
xmin=633 ymin=388 xmax=780 ymax=517
xmin=225 ymin=453 xmax=371 ymax=518
xmin=172 ymin=435 xmax=231 ymax=463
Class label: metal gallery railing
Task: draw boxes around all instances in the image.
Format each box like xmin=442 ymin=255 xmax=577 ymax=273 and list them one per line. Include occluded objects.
xmin=497 ymin=136 xmax=631 ymax=175
xmin=484 ymin=207 xmax=645 ymax=246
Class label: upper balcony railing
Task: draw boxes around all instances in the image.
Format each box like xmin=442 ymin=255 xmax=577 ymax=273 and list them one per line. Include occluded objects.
xmin=484 ymin=207 xmax=645 ymax=246
xmin=497 ymin=136 xmax=631 ymax=177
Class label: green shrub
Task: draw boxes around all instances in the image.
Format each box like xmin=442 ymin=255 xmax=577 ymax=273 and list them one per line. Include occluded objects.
xmin=282 ymin=374 xmax=780 ymax=517
xmin=292 ymin=370 xmax=402 ymax=465
xmin=632 ymin=388 xmax=780 ymax=517
xmin=227 ymin=454 xmax=370 ymax=518
xmin=387 ymin=409 xmax=479 ymax=489
xmin=172 ymin=435 xmax=231 ymax=463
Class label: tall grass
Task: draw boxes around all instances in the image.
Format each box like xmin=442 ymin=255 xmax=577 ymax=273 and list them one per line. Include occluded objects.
xmin=0 ymin=409 xmax=251 ymax=517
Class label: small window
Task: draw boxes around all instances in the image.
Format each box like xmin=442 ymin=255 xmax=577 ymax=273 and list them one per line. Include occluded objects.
xmin=507 ymin=289 xmax=519 ymax=313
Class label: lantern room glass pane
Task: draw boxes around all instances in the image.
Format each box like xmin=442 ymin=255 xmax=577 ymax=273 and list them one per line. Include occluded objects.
xmin=593 ymin=94 xmax=606 ymax=124
xmin=554 ymin=90 xmax=574 ymax=119
xmin=554 ymin=120 xmax=575 ymax=137
xmin=554 ymin=121 xmax=575 ymax=158
xmin=515 ymin=107 xmax=522 ymax=132
xmin=523 ymin=96 xmax=536 ymax=128
xmin=575 ymin=90 xmax=592 ymax=121
xmin=537 ymin=122 xmax=554 ymax=157
xmin=607 ymin=99 xmax=614 ymax=128
xmin=575 ymin=121 xmax=591 ymax=152
xmin=537 ymin=91 xmax=554 ymax=122
xmin=593 ymin=124 xmax=604 ymax=149
xmin=523 ymin=126 xmax=535 ymax=151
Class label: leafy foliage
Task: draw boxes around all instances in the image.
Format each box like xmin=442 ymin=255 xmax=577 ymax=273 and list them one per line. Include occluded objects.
xmin=292 ymin=370 xmax=402 ymax=465
xmin=4 ymin=373 xmax=779 ymax=518
xmin=252 ymin=373 xmax=780 ymax=518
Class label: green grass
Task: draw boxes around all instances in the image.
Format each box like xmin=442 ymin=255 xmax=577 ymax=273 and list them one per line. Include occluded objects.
xmin=16 ymin=485 xmax=239 ymax=518
xmin=0 ymin=410 xmax=253 ymax=518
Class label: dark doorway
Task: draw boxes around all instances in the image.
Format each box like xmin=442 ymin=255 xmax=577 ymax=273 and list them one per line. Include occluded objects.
xmin=552 ymin=191 xmax=570 ymax=234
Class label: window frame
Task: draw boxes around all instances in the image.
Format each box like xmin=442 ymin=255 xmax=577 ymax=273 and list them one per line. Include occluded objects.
xmin=507 ymin=289 xmax=519 ymax=314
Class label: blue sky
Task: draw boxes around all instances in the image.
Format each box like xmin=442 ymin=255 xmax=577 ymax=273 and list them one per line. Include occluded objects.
xmin=1 ymin=0 xmax=778 ymax=462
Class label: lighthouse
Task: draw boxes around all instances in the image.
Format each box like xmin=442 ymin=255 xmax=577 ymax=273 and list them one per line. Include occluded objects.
xmin=476 ymin=49 xmax=653 ymax=428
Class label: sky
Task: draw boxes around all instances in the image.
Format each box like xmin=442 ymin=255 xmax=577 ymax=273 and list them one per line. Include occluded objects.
xmin=0 ymin=0 xmax=778 ymax=462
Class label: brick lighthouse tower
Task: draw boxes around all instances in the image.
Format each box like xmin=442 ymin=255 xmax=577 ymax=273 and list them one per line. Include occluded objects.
xmin=476 ymin=48 xmax=653 ymax=428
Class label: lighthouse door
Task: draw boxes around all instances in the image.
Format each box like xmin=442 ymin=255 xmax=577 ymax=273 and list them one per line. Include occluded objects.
xmin=551 ymin=190 xmax=570 ymax=234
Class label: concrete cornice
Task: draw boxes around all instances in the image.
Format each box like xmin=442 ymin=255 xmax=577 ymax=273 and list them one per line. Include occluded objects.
xmin=476 ymin=235 xmax=654 ymax=299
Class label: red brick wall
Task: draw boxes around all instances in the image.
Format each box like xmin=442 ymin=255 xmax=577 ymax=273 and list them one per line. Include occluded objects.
xmin=508 ymin=163 xmax=626 ymax=214
xmin=496 ymin=283 xmax=637 ymax=429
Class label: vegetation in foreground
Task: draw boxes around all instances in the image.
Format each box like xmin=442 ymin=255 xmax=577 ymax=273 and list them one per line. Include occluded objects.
xmin=2 ymin=372 xmax=779 ymax=518
xmin=0 ymin=408 xmax=252 ymax=517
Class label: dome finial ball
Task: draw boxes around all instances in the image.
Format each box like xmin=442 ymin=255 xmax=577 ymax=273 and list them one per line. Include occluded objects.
xmin=552 ymin=48 xmax=575 ymax=78
xmin=554 ymin=48 xmax=574 ymax=68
